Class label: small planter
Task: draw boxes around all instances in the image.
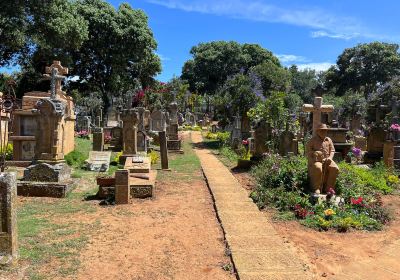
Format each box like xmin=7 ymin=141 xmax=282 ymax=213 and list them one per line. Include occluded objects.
xmin=237 ymin=159 xmax=252 ymax=169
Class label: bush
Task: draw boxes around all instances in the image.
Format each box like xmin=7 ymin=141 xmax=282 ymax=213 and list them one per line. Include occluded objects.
xmin=0 ymin=143 xmax=13 ymax=160
xmin=251 ymin=154 xmax=394 ymax=232
xmin=148 ymin=150 xmax=159 ymax=164
xmin=65 ymin=150 xmax=87 ymax=168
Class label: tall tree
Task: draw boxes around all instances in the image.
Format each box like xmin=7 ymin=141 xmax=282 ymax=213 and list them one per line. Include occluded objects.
xmin=325 ymin=42 xmax=400 ymax=96
xmin=181 ymin=41 xmax=280 ymax=95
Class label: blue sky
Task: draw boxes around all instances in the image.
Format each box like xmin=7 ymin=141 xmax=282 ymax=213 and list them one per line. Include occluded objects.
xmin=2 ymin=0 xmax=400 ymax=81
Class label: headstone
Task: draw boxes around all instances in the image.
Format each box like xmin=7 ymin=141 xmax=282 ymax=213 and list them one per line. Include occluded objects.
xmin=279 ymin=131 xmax=298 ymax=156
xmin=115 ymin=169 xmax=130 ymax=204
xmin=121 ymin=108 xmax=139 ymax=156
xmin=159 ymin=131 xmax=169 ymax=170
xmin=150 ymin=110 xmax=167 ymax=132
xmin=92 ymin=127 xmax=104 ymax=151
xmin=252 ymin=121 xmax=271 ymax=157
xmin=137 ymin=131 xmax=147 ymax=153
xmin=0 ymin=173 xmax=18 ymax=266
xmin=85 ymin=151 xmax=111 ymax=172
xmin=178 ymin=112 xmax=184 ymax=126
xmin=302 ymin=97 xmax=334 ymax=136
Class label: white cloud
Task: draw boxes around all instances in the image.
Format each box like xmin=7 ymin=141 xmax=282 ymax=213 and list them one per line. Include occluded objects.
xmin=156 ymin=53 xmax=171 ymax=62
xmin=147 ymin=0 xmax=365 ymax=40
xmin=297 ymin=62 xmax=333 ymax=72
xmin=276 ymin=54 xmax=309 ymax=63
xmin=310 ymin=30 xmax=359 ymax=40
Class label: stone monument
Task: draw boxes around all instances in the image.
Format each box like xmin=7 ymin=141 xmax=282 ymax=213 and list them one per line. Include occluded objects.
xmin=0 ymin=173 xmax=18 ymax=266
xmin=306 ymin=124 xmax=339 ymax=194
xmin=302 ymin=97 xmax=334 ymax=136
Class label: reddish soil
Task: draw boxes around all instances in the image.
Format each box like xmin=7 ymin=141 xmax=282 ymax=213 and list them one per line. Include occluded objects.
xmin=232 ymin=171 xmax=400 ymax=279
xmin=74 ymin=177 xmax=235 ymax=280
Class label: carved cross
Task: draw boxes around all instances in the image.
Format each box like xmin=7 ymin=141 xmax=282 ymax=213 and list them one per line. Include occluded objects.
xmin=44 ymin=61 xmax=68 ymax=99
xmin=302 ymin=97 xmax=334 ymax=136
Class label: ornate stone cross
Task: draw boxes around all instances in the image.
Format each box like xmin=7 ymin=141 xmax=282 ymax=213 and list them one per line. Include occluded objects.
xmin=302 ymin=97 xmax=334 ymax=136
xmin=44 ymin=61 xmax=68 ymax=99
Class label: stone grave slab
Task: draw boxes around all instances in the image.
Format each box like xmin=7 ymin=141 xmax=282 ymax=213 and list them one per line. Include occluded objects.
xmin=24 ymin=163 xmax=71 ymax=182
xmin=124 ymin=156 xmax=151 ymax=173
xmin=129 ymin=170 xmax=157 ymax=198
xmin=85 ymin=151 xmax=111 ymax=172
xmin=17 ymin=182 xmax=72 ymax=198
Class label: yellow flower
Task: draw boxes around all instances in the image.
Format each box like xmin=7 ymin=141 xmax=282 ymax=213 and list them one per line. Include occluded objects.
xmin=324 ymin=209 xmax=336 ymax=216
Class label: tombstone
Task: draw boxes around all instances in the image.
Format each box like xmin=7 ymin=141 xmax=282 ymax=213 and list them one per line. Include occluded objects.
xmin=302 ymin=97 xmax=334 ymax=136
xmin=230 ymin=115 xmax=242 ymax=148
xmin=10 ymin=61 xmax=75 ymax=163
xmin=109 ymin=127 xmax=123 ymax=151
xmin=150 ymin=110 xmax=167 ymax=132
xmin=137 ymin=131 xmax=147 ymax=153
xmin=351 ymin=114 xmax=362 ymax=135
xmin=252 ymin=121 xmax=271 ymax=157
xmin=92 ymin=127 xmax=104 ymax=151
xmin=121 ymin=108 xmax=139 ymax=158
xmin=211 ymin=124 xmax=218 ymax=133
xmin=159 ymin=131 xmax=169 ymax=170
xmin=279 ymin=131 xmax=298 ymax=156
xmin=85 ymin=151 xmax=111 ymax=172
xmin=364 ymin=127 xmax=386 ymax=163
xmin=0 ymin=173 xmax=18 ymax=266
xmin=178 ymin=112 xmax=184 ymax=126
xmin=391 ymin=97 xmax=400 ymax=125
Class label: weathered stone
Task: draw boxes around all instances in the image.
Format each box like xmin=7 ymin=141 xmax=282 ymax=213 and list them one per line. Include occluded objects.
xmin=85 ymin=151 xmax=111 ymax=172
xmin=24 ymin=163 xmax=71 ymax=182
xmin=115 ymin=170 xmax=130 ymax=204
xmin=150 ymin=110 xmax=167 ymax=132
xmin=278 ymin=131 xmax=298 ymax=156
xmin=0 ymin=173 xmax=18 ymax=266
xmin=159 ymin=131 xmax=169 ymax=170
xmin=17 ymin=182 xmax=72 ymax=198
xmin=92 ymin=127 xmax=104 ymax=151
xmin=303 ymin=97 xmax=334 ymax=136
xmin=121 ymin=108 xmax=139 ymax=155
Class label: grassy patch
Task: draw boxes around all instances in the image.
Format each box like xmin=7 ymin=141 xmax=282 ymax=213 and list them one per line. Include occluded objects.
xmin=16 ymin=188 xmax=99 ymax=279
xmin=157 ymin=135 xmax=202 ymax=183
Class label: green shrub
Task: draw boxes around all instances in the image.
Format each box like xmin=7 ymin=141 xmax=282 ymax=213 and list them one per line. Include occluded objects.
xmin=65 ymin=150 xmax=86 ymax=168
xmin=251 ymin=154 xmax=393 ymax=232
xmin=0 ymin=143 xmax=13 ymax=160
xmin=148 ymin=150 xmax=159 ymax=164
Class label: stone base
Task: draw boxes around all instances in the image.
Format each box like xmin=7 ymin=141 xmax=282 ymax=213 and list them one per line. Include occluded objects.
xmin=124 ymin=156 xmax=151 ymax=173
xmin=24 ymin=162 xmax=71 ymax=183
xmin=98 ymin=185 xmax=115 ymax=198
xmin=17 ymin=181 xmax=73 ymax=198
xmin=129 ymin=170 xmax=157 ymax=199
xmin=167 ymin=139 xmax=182 ymax=151
xmin=6 ymin=161 xmax=31 ymax=168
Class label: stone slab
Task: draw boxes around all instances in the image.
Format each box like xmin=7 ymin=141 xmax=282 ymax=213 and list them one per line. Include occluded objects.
xmin=124 ymin=156 xmax=151 ymax=173
xmin=85 ymin=151 xmax=111 ymax=172
xmin=23 ymin=163 xmax=71 ymax=182
xmin=17 ymin=181 xmax=73 ymax=198
xmin=167 ymin=139 xmax=182 ymax=151
xmin=129 ymin=170 xmax=157 ymax=198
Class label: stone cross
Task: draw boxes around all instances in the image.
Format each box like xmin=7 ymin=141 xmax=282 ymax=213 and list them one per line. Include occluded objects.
xmin=302 ymin=97 xmax=334 ymax=136
xmin=44 ymin=61 xmax=68 ymax=99
xmin=121 ymin=109 xmax=140 ymax=155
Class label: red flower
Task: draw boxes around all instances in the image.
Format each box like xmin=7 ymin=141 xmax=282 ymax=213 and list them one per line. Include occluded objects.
xmin=242 ymin=140 xmax=249 ymax=146
xmin=351 ymin=197 xmax=364 ymax=206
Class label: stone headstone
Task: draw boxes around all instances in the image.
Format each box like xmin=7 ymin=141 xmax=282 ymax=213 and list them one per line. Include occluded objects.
xmin=121 ymin=108 xmax=139 ymax=155
xmin=137 ymin=131 xmax=147 ymax=153
xmin=159 ymin=131 xmax=169 ymax=170
xmin=93 ymin=127 xmax=104 ymax=151
xmin=0 ymin=173 xmax=18 ymax=266
xmin=150 ymin=110 xmax=167 ymax=132
xmin=23 ymin=163 xmax=71 ymax=183
xmin=279 ymin=131 xmax=298 ymax=156
xmin=252 ymin=121 xmax=271 ymax=157
xmin=85 ymin=151 xmax=111 ymax=172
xmin=367 ymin=127 xmax=386 ymax=154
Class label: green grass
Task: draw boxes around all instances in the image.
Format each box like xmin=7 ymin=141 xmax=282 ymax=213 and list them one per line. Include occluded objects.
xmin=156 ymin=135 xmax=202 ymax=183
xmin=16 ymin=188 xmax=99 ymax=279
xmin=201 ymin=135 xmax=238 ymax=168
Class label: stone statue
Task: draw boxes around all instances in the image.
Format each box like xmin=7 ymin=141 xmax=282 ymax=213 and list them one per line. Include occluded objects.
xmin=306 ymin=124 xmax=339 ymax=194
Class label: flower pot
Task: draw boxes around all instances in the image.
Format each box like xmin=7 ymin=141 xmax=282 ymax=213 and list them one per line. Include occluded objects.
xmin=237 ymin=159 xmax=252 ymax=169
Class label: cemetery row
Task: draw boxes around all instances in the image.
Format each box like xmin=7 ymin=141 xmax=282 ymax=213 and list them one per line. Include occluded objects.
xmin=0 ymin=61 xmax=210 ymax=266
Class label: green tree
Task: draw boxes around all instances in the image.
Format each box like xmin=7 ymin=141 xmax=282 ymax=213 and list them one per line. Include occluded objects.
xmin=181 ymin=41 xmax=280 ymax=95
xmin=325 ymin=42 xmax=400 ymax=96
xmin=251 ymin=61 xmax=291 ymax=94
xmin=289 ymin=65 xmax=319 ymax=103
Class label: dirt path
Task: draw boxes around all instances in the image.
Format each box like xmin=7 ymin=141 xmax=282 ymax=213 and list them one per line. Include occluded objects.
xmin=74 ymin=135 xmax=235 ymax=280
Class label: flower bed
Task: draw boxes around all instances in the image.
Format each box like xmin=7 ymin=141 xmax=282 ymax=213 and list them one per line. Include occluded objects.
xmin=250 ymin=154 xmax=398 ymax=232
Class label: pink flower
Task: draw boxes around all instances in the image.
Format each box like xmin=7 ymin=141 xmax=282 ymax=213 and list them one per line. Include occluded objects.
xmin=391 ymin=124 xmax=400 ymax=132
xmin=242 ymin=140 xmax=249 ymax=146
